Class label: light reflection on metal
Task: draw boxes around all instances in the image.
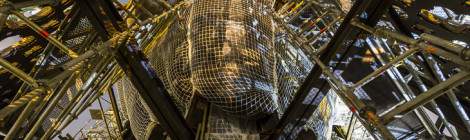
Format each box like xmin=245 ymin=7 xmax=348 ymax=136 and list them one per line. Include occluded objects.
xmin=4 ymin=96 xmax=41 ymax=140
xmin=0 ymin=57 xmax=39 ymax=87
xmin=11 ymin=10 xmax=79 ymax=58
xmin=0 ymin=88 xmax=45 ymax=122
xmin=367 ymin=38 xmax=442 ymax=139
xmin=423 ymin=53 xmax=470 ymax=134
xmin=381 ymin=71 xmax=470 ymax=123
xmin=1 ymin=0 xmax=469 ymax=140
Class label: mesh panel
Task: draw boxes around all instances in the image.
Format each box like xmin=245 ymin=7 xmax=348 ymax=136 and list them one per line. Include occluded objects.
xmin=48 ymin=17 xmax=95 ymax=65
xmin=62 ymin=18 xmax=94 ymax=48
xmin=64 ymin=35 xmax=87 ymax=47
xmin=64 ymin=18 xmax=94 ymax=40
xmin=115 ymin=77 xmax=158 ymax=140
xmin=274 ymin=30 xmax=313 ymax=114
xmin=189 ymin=0 xmax=277 ymax=117
xmin=148 ymin=8 xmax=193 ymax=112
xmin=41 ymin=16 xmax=96 ymax=131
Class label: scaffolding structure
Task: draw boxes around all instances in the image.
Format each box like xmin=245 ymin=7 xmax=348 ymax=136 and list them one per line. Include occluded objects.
xmin=0 ymin=0 xmax=468 ymax=139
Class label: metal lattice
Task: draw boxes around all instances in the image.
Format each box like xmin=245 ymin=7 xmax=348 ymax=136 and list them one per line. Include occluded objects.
xmin=1 ymin=0 xmax=468 ymax=139
xmin=40 ymin=16 xmax=97 ymax=132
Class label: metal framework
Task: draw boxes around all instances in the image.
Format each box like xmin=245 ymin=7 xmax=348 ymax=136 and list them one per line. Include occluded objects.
xmin=268 ymin=0 xmax=470 ymax=139
xmin=0 ymin=0 xmax=468 ymax=139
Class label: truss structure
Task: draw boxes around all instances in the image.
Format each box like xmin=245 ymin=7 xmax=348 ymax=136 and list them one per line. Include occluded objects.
xmin=0 ymin=0 xmax=468 ymax=140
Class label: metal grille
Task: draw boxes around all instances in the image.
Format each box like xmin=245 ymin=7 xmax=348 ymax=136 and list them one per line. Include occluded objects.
xmin=61 ymin=17 xmax=94 ymax=49
xmin=64 ymin=35 xmax=87 ymax=48
xmin=63 ymin=18 xmax=94 ymax=40
xmin=41 ymin=78 xmax=80 ymax=133
xmin=48 ymin=17 xmax=95 ymax=65
xmin=41 ymin=16 xmax=97 ymax=131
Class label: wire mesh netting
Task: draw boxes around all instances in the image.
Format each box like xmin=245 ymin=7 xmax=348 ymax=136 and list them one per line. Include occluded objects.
xmin=115 ymin=77 xmax=158 ymax=140
xmin=148 ymin=8 xmax=193 ymax=112
xmin=273 ymin=29 xmax=314 ymax=114
xmin=189 ymin=0 xmax=277 ymax=117
xmin=116 ymin=0 xmax=322 ymax=139
xmin=205 ymin=106 xmax=260 ymax=139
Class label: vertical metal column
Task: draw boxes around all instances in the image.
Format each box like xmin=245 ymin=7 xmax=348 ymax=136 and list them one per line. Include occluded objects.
xmin=41 ymin=57 xmax=112 ymax=139
xmin=346 ymin=115 xmax=357 ymax=140
xmin=49 ymin=65 xmax=118 ymax=139
xmin=403 ymin=59 xmax=459 ymax=138
xmin=349 ymin=20 xmax=470 ymax=130
xmin=108 ymin=87 xmax=124 ymax=138
xmin=381 ymin=71 xmax=470 ymax=123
